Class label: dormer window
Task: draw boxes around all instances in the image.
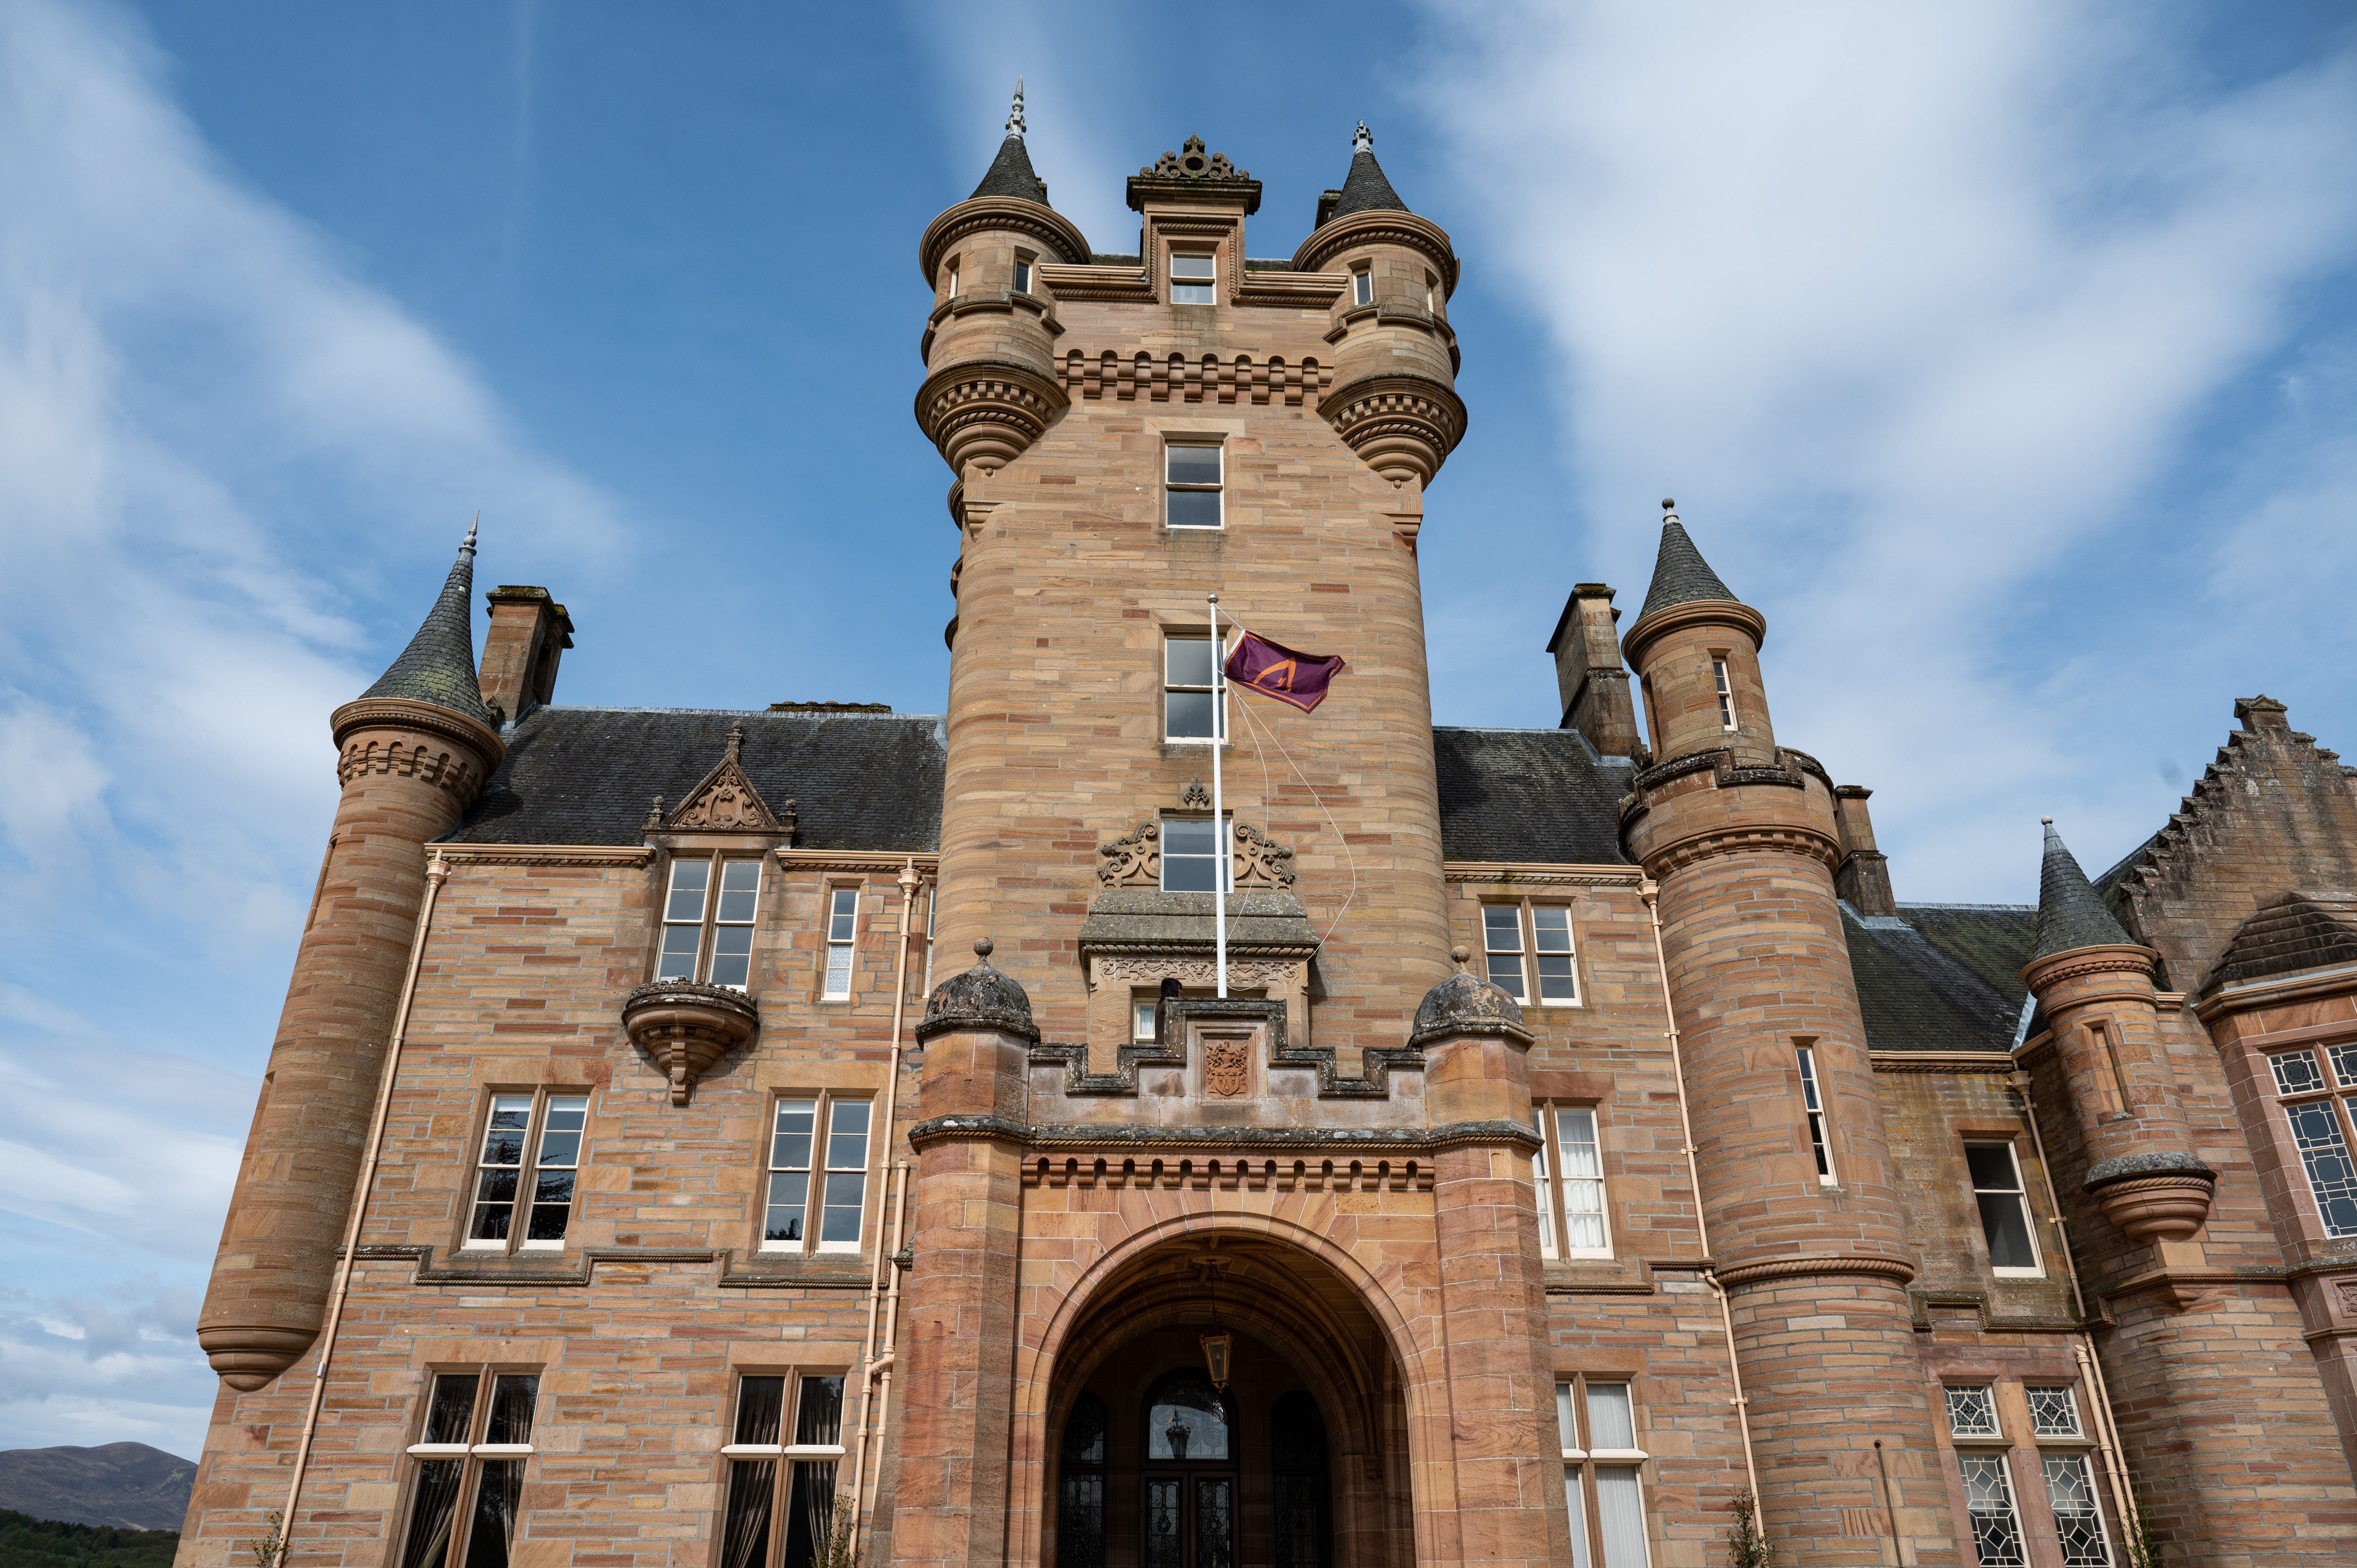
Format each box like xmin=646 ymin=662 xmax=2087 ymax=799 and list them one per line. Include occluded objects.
xmin=1352 ymin=266 xmax=1372 ymax=306
xmin=1171 ymin=252 xmax=1216 ymax=304
xmin=658 ymin=856 xmax=762 ymax=989
xmin=1014 ymin=252 xmax=1034 ymax=294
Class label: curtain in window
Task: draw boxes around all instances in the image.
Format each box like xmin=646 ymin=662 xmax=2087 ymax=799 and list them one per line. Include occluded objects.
xmin=721 ymin=1460 xmax=776 ymax=1568
xmin=462 ymin=1461 xmax=523 ymax=1568
xmin=1561 ymin=1470 xmax=1592 ymax=1568
xmin=399 ymin=1461 xmax=465 ymax=1568
xmin=1594 ymin=1467 xmax=1646 ymax=1568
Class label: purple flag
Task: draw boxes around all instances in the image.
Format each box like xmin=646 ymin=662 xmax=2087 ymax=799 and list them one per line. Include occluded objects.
xmin=1225 ymin=630 xmax=1347 ymax=713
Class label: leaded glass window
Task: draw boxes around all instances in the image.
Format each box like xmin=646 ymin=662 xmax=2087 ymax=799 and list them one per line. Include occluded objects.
xmin=1946 ymin=1385 xmax=2001 ymax=1439
xmin=1271 ymin=1393 xmax=1329 ymax=1568
xmin=1959 ymin=1454 xmax=2025 ymax=1566
xmin=2026 ymin=1385 xmax=2082 ymax=1439
xmin=1059 ymin=1393 xmax=1107 ymax=1568
xmin=2267 ymin=1048 xmax=2357 ymax=1236
xmin=2042 ymin=1454 xmax=2112 ymax=1565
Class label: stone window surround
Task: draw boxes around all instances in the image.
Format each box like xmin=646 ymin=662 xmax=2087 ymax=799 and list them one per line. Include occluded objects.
xmin=1960 ymin=1133 xmax=2047 ymax=1280
xmin=818 ymin=877 xmax=865 ymax=1004
xmin=1473 ymin=895 xmax=1585 ymax=1009
xmin=395 ymin=1365 xmax=545 ymax=1568
xmin=1160 ymin=624 xmax=1234 ymax=747
xmin=716 ymin=1367 xmax=853 ymax=1568
xmin=1932 ymin=1377 xmax=2112 ymax=1568
xmin=2256 ymin=1035 xmax=2357 ymax=1240
xmin=651 ymin=845 xmax=771 ymax=990
xmin=1531 ymin=1101 xmax=1614 ymax=1262
xmin=754 ymin=1088 xmax=876 ymax=1259
xmin=1793 ymin=1039 xmax=1839 ymax=1186
xmin=1554 ymin=1373 xmax=1651 ymax=1568
xmin=455 ymin=1086 xmax=593 ymax=1259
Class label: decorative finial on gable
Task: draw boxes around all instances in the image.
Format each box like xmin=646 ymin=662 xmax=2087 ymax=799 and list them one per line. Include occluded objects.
xmin=1007 ymin=76 xmax=1026 ymax=139
xmin=726 ymin=719 xmax=745 ymax=763
xmin=644 ymin=794 xmax=666 ymax=830
xmin=1353 ymin=121 xmax=1372 ymax=155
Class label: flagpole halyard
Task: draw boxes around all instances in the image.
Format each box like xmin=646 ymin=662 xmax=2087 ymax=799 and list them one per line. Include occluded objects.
xmin=1208 ymin=594 xmax=1228 ymax=999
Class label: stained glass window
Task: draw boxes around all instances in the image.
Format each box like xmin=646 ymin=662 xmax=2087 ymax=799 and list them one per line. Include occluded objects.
xmin=1959 ymin=1454 xmax=2025 ymax=1566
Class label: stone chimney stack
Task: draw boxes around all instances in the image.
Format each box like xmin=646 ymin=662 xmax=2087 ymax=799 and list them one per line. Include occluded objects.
xmin=1545 ymin=583 xmax=1640 ymax=758
xmin=1832 ymin=785 xmax=1897 ymax=916
xmin=479 ymin=585 xmax=574 ymax=723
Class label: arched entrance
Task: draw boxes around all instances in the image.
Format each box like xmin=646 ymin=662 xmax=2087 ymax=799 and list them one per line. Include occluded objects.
xmin=1040 ymin=1237 xmax=1411 ymax=1568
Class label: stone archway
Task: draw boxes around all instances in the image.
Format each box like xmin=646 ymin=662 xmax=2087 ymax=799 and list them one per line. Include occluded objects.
xmin=1032 ymin=1234 xmax=1414 ymax=1568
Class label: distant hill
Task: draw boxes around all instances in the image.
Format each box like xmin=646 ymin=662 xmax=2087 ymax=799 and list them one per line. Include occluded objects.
xmin=0 ymin=1446 xmax=194 ymax=1533
xmin=0 ymin=1508 xmax=177 ymax=1568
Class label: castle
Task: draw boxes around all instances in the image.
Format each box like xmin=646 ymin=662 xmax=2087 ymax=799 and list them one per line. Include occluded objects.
xmin=177 ymin=103 xmax=2357 ymax=1568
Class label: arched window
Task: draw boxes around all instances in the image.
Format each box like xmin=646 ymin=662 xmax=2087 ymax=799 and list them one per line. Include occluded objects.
xmin=1271 ymin=1392 xmax=1330 ymax=1568
xmin=1059 ymin=1393 xmax=1107 ymax=1568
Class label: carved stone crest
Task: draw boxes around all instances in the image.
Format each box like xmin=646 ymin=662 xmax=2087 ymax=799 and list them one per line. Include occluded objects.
xmin=1202 ymin=1037 xmax=1251 ymax=1098
xmin=1182 ymin=779 xmax=1212 ymax=809
xmin=655 ymin=723 xmax=794 ymax=840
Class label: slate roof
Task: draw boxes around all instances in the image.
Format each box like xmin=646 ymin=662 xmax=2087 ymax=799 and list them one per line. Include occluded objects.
xmin=2207 ymin=892 xmax=2357 ymax=991
xmin=1634 ymin=519 xmax=1744 ymax=626
xmin=1844 ymin=904 xmax=2036 ymax=1053
xmin=1328 ymin=150 xmax=1407 ymax=221
xmin=971 ymin=134 xmax=1051 ymax=205
xmin=2032 ymin=819 xmax=2134 ymax=960
xmin=442 ymin=707 xmax=946 ymax=851
xmin=360 ymin=533 xmax=494 ymax=725
xmin=1432 ymin=727 xmax=1635 ymax=865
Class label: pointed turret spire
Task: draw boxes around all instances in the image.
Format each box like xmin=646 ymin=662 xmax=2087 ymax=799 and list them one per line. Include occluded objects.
xmin=1317 ymin=119 xmax=1410 ymax=228
xmin=358 ymin=516 xmax=495 ymax=724
xmin=969 ymin=78 xmax=1052 ymax=205
xmin=1635 ymin=499 xmax=1745 ymax=624
xmin=2031 ymin=817 xmax=2134 ymax=961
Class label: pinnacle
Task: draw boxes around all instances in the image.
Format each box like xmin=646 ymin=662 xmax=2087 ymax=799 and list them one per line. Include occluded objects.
xmin=1320 ymin=120 xmax=1410 ymax=225
xmin=969 ymin=78 xmax=1051 ymax=205
xmin=2030 ymin=818 xmax=2134 ymax=962
xmin=358 ymin=522 xmax=494 ymax=725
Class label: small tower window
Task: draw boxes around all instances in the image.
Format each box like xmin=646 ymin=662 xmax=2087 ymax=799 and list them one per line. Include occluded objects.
xmin=1166 ymin=441 xmax=1223 ymax=529
xmin=946 ymin=256 xmax=959 ymax=298
xmin=1351 ymin=266 xmax=1373 ymax=306
xmin=1014 ymin=252 xmax=1035 ymax=294
xmin=1712 ymin=658 xmax=1737 ymax=730
xmin=1795 ymin=1043 xmax=1837 ymax=1184
xmin=1171 ymin=251 xmax=1216 ymax=304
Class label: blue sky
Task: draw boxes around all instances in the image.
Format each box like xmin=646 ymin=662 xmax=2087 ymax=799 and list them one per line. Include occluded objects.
xmin=2 ymin=0 xmax=2354 ymax=1459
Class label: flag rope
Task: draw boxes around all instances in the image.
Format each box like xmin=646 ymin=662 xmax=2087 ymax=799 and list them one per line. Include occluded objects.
xmin=1232 ymin=679 xmax=1359 ymax=945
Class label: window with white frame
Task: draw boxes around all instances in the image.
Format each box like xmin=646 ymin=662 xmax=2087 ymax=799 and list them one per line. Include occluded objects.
xmin=1134 ymin=994 xmax=1159 ymax=1043
xmin=1170 ymin=251 xmax=1216 ymax=304
xmin=945 ymin=257 xmax=959 ymax=298
xmin=1351 ymin=266 xmax=1372 ymax=306
xmin=1165 ymin=442 xmax=1223 ymax=529
xmin=1712 ymin=657 xmax=1737 ymax=730
xmin=397 ymin=1368 xmax=541 ymax=1568
xmin=1160 ymin=816 xmax=1231 ymax=893
xmin=1013 ymin=251 xmax=1034 ymax=294
xmin=1163 ymin=635 xmax=1226 ymax=742
xmin=1531 ymin=1106 xmax=1611 ymax=1260
xmin=464 ymin=1092 xmax=589 ymax=1251
xmin=2266 ymin=1046 xmax=2357 ymax=1236
xmin=1480 ymin=903 xmax=1579 ymax=1005
xmin=658 ymin=856 xmax=763 ymax=988
xmin=719 ymin=1372 xmax=848 ymax=1568
xmin=823 ymin=887 xmax=859 ymax=999
xmin=1556 ymin=1378 xmax=1648 ymax=1568
xmin=1966 ymin=1141 xmax=2042 ymax=1276
xmin=1795 ymin=1044 xmax=1836 ymax=1184
xmin=762 ymin=1096 xmax=871 ymax=1254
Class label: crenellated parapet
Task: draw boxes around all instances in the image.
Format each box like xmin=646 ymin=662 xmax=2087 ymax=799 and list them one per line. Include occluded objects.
xmin=331 ymin=696 xmax=503 ymax=807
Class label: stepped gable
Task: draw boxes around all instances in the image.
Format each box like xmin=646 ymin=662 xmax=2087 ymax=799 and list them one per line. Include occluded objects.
xmin=2095 ymin=695 xmax=2357 ymax=987
xmin=442 ymin=706 xmax=944 ymax=850
xmin=2206 ymin=891 xmax=2357 ymax=991
xmin=1843 ymin=904 xmax=2035 ymax=1053
xmin=1432 ymin=726 xmax=1634 ymax=865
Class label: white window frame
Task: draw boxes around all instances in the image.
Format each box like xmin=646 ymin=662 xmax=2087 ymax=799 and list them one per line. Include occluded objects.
xmin=2040 ymin=1451 xmax=2114 ymax=1566
xmin=1162 ymin=634 xmax=1228 ymax=744
xmin=1133 ymin=993 xmax=1160 ymax=1044
xmin=461 ymin=1090 xmax=590 ymax=1253
xmin=822 ymin=884 xmax=860 ymax=1000
xmin=2266 ymin=1046 xmax=2357 ymax=1237
xmin=1966 ymin=1140 xmax=2045 ymax=1278
xmin=1479 ymin=900 xmax=1580 ymax=1006
xmin=946 ymin=256 xmax=959 ymax=298
xmin=761 ymin=1093 xmax=873 ymax=1255
xmin=1164 ymin=439 xmax=1224 ymax=530
xmin=1556 ymin=1377 xmax=1650 ymax=1568
xmin=1169 ymin=249 xmax=1216 ymax=304
xmin=657 ymin=854 xmax=763 ymax=989
xmin=1712 ymin=657 xmax=1737 ymax=730
xmin=1958 ymin=1451 xmax=2028 ymax=1567
xmin=1351 ymin=266 xmax=1372 ymax=306
xmin=1158 ymin=813 xmax=1232 ymax=894
xmin=1795 ymin=1043 xmax=1837 ymax=1184
xmin=1013 ymin=251 xmax=1034 ymax=295
xmin=1532 ymin=1104 xmax=1612 ymax=1261
xmin=718 ymin=1371 xmax=853 ymax=1568
xmin=718 ymin=1370 xmax=852 ymax=1460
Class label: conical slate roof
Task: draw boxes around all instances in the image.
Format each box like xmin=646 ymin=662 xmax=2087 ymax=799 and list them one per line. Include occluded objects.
xmin=359 ymin=525 xmax=493 ymax=725
xmin=1635 ymin=516 xmax=1744 ymax=624
xmin=2030 ymin=819 xmax=2134 ymax=961
xmin=970 ymin=134 xmax=1051 ymax=205
xmin=1316 ymin=123 xmax=1411 ymax=228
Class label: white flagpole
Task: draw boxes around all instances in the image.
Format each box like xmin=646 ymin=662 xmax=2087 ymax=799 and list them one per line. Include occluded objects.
xmin=1208 ymin=593 xmax=1228 ymax=999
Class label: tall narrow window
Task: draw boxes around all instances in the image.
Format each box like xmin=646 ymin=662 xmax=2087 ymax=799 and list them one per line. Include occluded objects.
xmin=720 ymin=1373 xmax=849 ymax=1568
xmin=1532 ymin=1106 xmax=1612 ymax=1259
xmin=2266 ymin=1048 xmax=2357 ymax=1236
xmin=1013 ymin=252 xmax=1034 ymax=294
xmin=1059 ymin=1393 xmax=1108 ymax=1568
xmin=658 ymin=856 xmax=763 ymax=988
xmin=823 ymin=888 xmax=858 ymax=999
xmin=1170 ymin=252 xmax=1216 ymax=304
xmin=764 ymin=1100 xmax=816 ymax=1248
xmin=2089 ymin=1021 xmax=2133 ymax=1112
xmin=1160 ymin=816 xmax=1230 ymax=893
xmin=818 ymin=1099 xmax=870 ymax=1252
xmin=1166 ymin=442 xmax=1223 ymax=529
xmin=1712 ymin=658 xmax=1736 ymax=729
xmin=945 ymin=257 xmax=959 ymax=297
xmin=762 ymin=1096 xmax=872 ymax=1255
xmin=1483 ymin=907 xmax=1526 ymax=999
xmin=1351 ymin=267 xmax=1372 ymax=306
xmin=1958 ymin=1456 xmax=2026 ymax=1566
xmin=398 ymin=1369 xmax=541 ymax=1568
xmin=1967 ymin=1142 xmax=2042 ymax=1275
xmin=2042 ymin=1454 xmax=2112 ymax=1565
xmin=1795 ymin=1045 xmax=1836 ymax=1183
xmin=1532 ymin=906 xmax=1578 ymax=1003
xmin=1163 ymin=636 xmax=1226 ymax=741
xmin=1271 ymin=1392 xmax=1330 ymax=1568
xmin=1557 ymin=1378 xmax=1649 ymax=1568
xmin=466 ymin=1092 xmax=590 ymax=1251
xmin=1531 ymin=1109 xmax=1557 ymax=1259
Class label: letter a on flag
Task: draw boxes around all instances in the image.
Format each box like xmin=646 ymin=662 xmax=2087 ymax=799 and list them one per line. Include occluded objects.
xmin=1224 ymin=630 xmax=1347 ymax=713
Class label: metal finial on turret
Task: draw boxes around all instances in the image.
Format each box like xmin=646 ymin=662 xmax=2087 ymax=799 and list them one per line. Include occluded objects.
xmin=461 ymin=511 xmax=479 ymax=556
xmin=1353 ymin=120 xmax=1372 ymax=155
xmin=1007 ymin=77 xmax=1026 ymax=139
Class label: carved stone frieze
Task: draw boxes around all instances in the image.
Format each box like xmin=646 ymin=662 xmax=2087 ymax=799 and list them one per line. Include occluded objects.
xmin=914 ymin=357 xmax=1068 ymax=476
xmin=1317 ymin=372 xmax=1468 ymax=486
xmin=1095 ymin=956 xmax=1296 ymax=990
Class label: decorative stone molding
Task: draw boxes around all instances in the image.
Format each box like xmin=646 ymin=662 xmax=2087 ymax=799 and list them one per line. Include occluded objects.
xmin=1317 ymin=372 xmax=1467 ymax=486
xmin=2092 ymin=1175 xmax=2217 ymax=1244
xmin=1711 ymin=1254 xmax=1918 ymax=1290
xmin=620 ymin=980 xmax=759 ymax=1105
xmin=910 ymin=1113 xmax=1534 ymax=1159
xmin=773 ymin=850 xmax=939 ymax=876
xmin=913 ymin=357 xmax=1069 ymax=476
xmin=437 ymin=845 xmax=654 ymax=868
xmin=1233 ymin=823 xmax=1295 ymax=888
xmin=1096 ymin=815 xmax=1297 ymax=889
xmin=2021 ymin=944 xmax=2160 ymax=993
xmin=197 ymin=1324 xmax=320 ymax=1391
xmin=1032 ymin=996 xmax=1426 ymax=1102
xmin=1097 ymin=819 xmax=1162 ymax=887
xmin=1869 ymin=1052 xmax=2018 ymax=1074
xmin=1023 ymin=1152 xmax=1432 ymax=1193
xmin=1058 ymin=346 xmax=1329 ymax=406
xmin=1408 ymin=951 xmax=1532 ymax=1048
xmin=329 ymin=697 xmax=504 ymax=807
xmin=1620 ymin=596 xmax=1771 ymax=670
xmin=1442 ymin=863 xmax=1645 ymax=888
xmin=1290 ymin=208 xmax=1460 ymax=292
xmin=1640 ymin=823 xmax=1843 ymax=878
xmin=1094 ymin=956 xmax=1296 ymax=991
xmin=917 ymin=195 xmax=1090 ymax=284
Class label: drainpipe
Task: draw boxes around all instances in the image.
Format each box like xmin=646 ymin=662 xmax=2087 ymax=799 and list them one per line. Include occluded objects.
xmin=1638 ymin=879 xmax=1762 ymax=1505
xmin=847 ymin=862 xmax=922 ymax=1555
xmin=276 ymin=850 xmax=449 ymax=1562
xmin=2010 ymin=1070 xmax=2141 ymax=1547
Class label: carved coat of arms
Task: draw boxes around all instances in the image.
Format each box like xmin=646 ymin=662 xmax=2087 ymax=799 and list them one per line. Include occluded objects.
xmin=1202 ymin=1038 xmax=1251 ymax=1098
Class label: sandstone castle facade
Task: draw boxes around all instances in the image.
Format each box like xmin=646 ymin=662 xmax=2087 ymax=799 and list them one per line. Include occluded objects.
xmin=178 ymin=107 xmax=2357 ymax=1568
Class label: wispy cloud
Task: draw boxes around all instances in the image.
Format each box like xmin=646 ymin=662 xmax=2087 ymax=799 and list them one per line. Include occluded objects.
xmin=1418 ymin=0 xmax=2357 ymax=893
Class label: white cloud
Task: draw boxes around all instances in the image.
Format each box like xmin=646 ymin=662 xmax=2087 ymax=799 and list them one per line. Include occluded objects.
xmin=1418 ymin=0 xmax=2357 ymax=894
xmin=0 ymin=1282 xmax=212 ymax=1459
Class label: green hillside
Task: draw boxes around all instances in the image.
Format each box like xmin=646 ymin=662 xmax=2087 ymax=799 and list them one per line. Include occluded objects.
xmin=0 ymin=1509 xmax=178 ymax=1568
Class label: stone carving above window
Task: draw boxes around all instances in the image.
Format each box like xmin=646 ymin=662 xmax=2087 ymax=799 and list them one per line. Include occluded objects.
xmin=1141 ymin=136 xmax=1247 ymax=183
xmin=1095 ymin=811 xmax=1296 ymax=889
xmin=647 ymin=722 xmax=797 ymax=840
xmin=1233 ymin=823 xmax=1295 ymax=888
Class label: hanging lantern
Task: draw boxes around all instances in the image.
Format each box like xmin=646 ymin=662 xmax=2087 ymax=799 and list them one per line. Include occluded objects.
xmin=1199 ymin=1330 xmax=1233 ymax=1391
